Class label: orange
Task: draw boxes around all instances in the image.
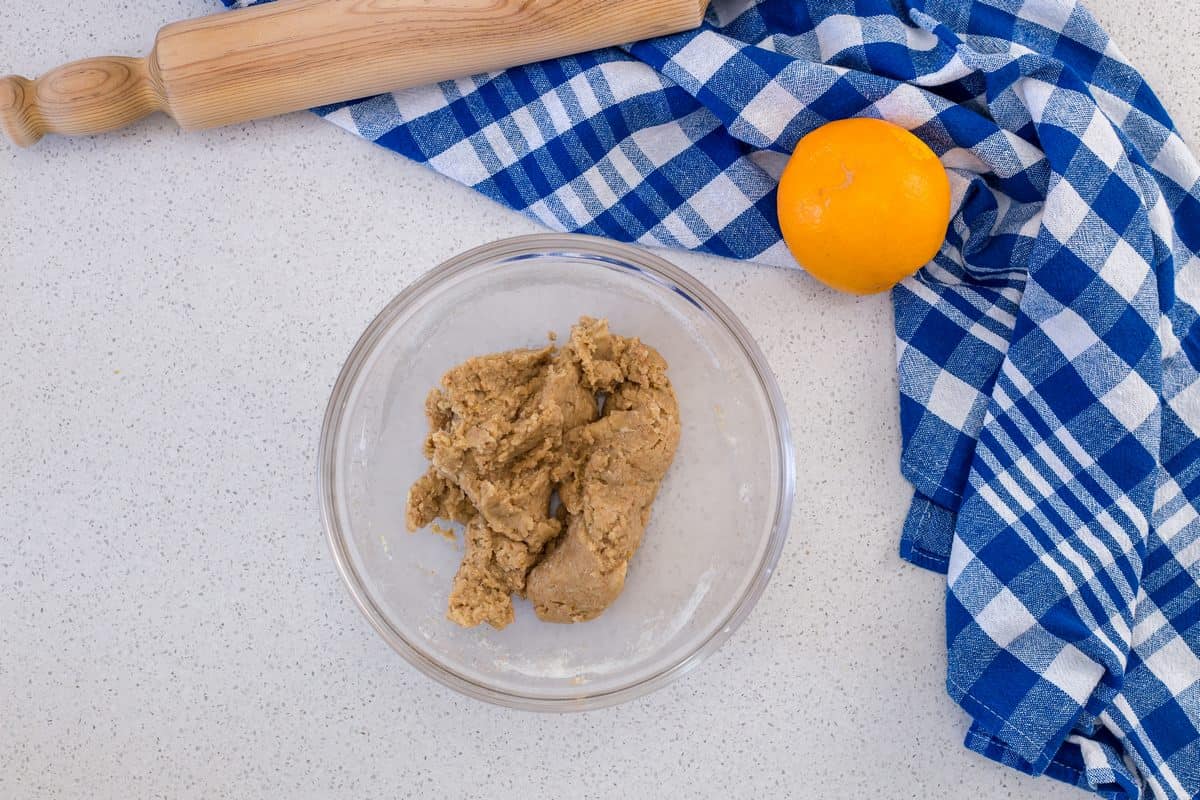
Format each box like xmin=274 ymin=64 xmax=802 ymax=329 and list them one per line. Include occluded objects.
xmin=777 ymin=118 xmax=951 ymax=295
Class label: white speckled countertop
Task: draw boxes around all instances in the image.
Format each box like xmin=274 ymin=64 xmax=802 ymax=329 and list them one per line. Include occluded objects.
xmin=1 ymin=2 xmax=1196 ymax=797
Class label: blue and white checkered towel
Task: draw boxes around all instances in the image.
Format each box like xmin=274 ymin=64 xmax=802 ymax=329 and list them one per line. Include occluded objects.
xmin=221 ymin=0 xmax=1200 ymax=795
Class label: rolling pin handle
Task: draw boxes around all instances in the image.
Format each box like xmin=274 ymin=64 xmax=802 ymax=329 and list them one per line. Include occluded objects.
xmin=0 ymin=56 xmax=165 ymax=147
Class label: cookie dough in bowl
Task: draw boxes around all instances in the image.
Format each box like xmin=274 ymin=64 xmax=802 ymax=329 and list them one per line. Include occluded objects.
xmin=319 ymin=234 xmax=794 ymax=710
xmin=407 ymin=316 xmax=681 ymax=629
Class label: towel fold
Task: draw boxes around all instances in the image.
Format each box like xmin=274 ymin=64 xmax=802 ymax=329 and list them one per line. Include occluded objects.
xmin=219 ymin=0 xmax=1200 ymax=795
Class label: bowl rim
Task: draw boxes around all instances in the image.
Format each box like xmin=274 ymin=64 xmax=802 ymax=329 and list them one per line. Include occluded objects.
xmin=318 ymin=233 xmax=796 ymax=711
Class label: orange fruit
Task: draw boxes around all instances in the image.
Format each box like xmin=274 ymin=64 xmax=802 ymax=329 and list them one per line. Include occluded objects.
xmin=777 ymin=118 xmax=951 ymax=295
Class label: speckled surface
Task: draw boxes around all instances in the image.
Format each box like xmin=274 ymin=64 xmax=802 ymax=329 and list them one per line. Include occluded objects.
xmin=1 ymin=2 xmax=1195 ymax=797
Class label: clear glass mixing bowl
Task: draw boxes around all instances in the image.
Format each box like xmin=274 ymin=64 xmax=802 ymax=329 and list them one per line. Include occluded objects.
xmin=319 ymin=234 xmax=794 ymax=710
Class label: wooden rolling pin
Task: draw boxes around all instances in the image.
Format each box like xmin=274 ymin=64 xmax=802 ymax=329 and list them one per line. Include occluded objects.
xmin=0 ymin=0 xmax=708 ymax=147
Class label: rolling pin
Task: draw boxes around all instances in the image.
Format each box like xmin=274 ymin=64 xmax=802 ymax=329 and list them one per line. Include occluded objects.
xmin=0 ymin=0 xmax=708 ymax=147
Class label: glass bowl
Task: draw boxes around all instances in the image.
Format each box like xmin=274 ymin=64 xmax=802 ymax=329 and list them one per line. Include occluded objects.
xmin=318 ymin=234 xmax=794 ymax=710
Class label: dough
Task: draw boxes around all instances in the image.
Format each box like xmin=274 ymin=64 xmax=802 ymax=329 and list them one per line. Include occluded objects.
xmin=406 ymin=317 xmax=680 ymax=629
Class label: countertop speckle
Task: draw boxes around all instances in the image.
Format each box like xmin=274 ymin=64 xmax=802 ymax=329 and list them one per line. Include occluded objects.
xmin=1 ymin=2 xmax=1196 ymax=798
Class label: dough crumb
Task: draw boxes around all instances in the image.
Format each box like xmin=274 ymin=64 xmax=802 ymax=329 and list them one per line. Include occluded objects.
xmin=430 ymin=522 xmax=457 ymax=541
xmin=406 ymin=317 xmax=680 ymax=629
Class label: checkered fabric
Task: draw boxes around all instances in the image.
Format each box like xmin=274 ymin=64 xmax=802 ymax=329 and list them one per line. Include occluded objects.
xmin=219 ymin=0 xmax=1200 ymax=795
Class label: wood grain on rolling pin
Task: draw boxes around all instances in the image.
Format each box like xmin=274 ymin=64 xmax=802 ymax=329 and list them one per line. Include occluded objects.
xmin=154 ymin=0 xmax=708 ymax=130
xmin=1 ymin=0 xmax=708 ymax=145
xmin=0 ymin=57 xmax=165 ymax=147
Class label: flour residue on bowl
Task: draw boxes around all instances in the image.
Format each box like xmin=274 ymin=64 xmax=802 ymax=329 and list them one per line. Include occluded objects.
xmin=475 ymin=567 xmax=717 ymax=682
